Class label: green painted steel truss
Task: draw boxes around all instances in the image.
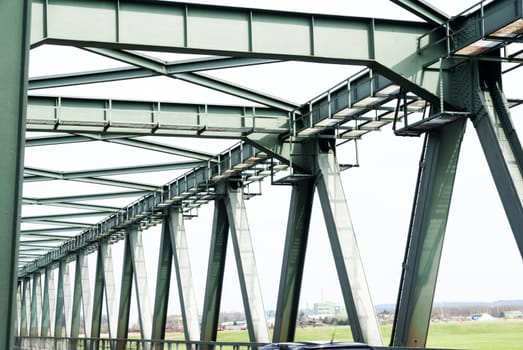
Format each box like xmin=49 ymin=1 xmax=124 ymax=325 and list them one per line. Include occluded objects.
xmin=6 ymin=0 xmax=523 ymax=349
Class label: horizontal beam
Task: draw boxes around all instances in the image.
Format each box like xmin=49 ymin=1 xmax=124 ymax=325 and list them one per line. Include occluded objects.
xmin=21 ymin=219 xmax=94 ymax=228
xmin=22 ymin=212 xmax=114 ymax=221
xmin=26 ymin=95 xmax=289 ymax=139
xmin=106 ymin=138 xmax=216 ymax=162
xmin=83 ymin=48 xmax=297 ymax=111
xmin=28 ymin=56 xmax=278 ymax=90
xmin=25 ymin=134 xmax=97 ymax=147
xmin=389 ymin=0 xmax=449 ymax=25
xmin=30 ymin=0 xmax=444 ymax=100
xmin=23 ymin=169 xmax=158 ymax=191
xmin=79 ymin=53 xmax=279 ymax=76
xmin=25 ymin=134 xmax=217 ymax=162
xmin=22 ymin=199 xmax=121 ymax=212
xmin=23 ymin=190 xmax=148 ymax=204
xmin=18 ymin=141 xmax=279 ymax=276
xmin=24 ymin=160 xmax=205 ymax=181
xmin=21 ymin=227 xmax=83 ymax=235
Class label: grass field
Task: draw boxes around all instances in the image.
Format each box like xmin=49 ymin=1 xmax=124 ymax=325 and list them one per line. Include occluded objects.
xmin=164 ymin=320 xmax=523 ymax=349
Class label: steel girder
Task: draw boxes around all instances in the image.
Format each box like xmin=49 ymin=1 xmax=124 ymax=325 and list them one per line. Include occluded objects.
xmin=29 ymin=0 xmax=444 ymax=100
xmin=392 ymin=120 xmax=466 ymax=347
xmin=78 ymin=252 xmax=93 ymax=339
xmin=101 ymin=242 xmax=118 ymax=341
xmin=117 ymin=234 xmax=133 ymax=347
xmin=391 ymin=53 xmax=523 ymax=347
xmin=91 ymin=246 xmax=105 ymax=340
xmin=168 ymin=208 xmax=200 ymax=341
xmin=389 ymin=0 xmax=449 ymax=25
xmin=273 ymin=179 xmax=315 ymax=342
xmin=26 ymin=95 xmax=290 ymax=139
xmin=29 ymin=56 xmax=279 ymax=90
xmin=16 ymin=283 xmax=21 ymax=338
xmin=29 ymin=0 xmax=523 ymax=101
xmin=83 ymin=47 xmax=297 ymax=112
xmin=473 ymin=59 xmax=523 ymax=262
xmin=18 ymin=141 xmax=274 ymax=277
xmin=24 ymin=190 xmax=149 ymax=205
xmin=20 ymin=279 xmax=30 ymax=337
xmin=10 ymin=1 xmax=523 ymax=349
xmin=316 ymin=149 xmax=382 ymax=346
xmin=128 ymin=226 xmax=154 ymax=341
xmin=0 ymin=0 xmax=30 ymax=347
xmin=151 ymin=221 xmax=173 ymax=347
xmin=223 ymin=182 xmax=270 ymax=343
xmin=25 ymin=134 xmax=217 ymax=161
xmin=42 ymin=267 xmax=56 ymax=337
xmin=24 ymin=161 xmax=206 ymax=181
xmin=201 ymin=199 xmax=229 ymax=343
xmin=71 ymin=256 xmax=83 ymax=347
xmin=55 ymin=270 xmax=66 ymax=339
xmin=29 ymin=272 xmax=42 ymax=337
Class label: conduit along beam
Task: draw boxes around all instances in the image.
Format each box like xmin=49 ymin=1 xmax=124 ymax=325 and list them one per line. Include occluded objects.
xmin=18 ymin=141 xmax=289 ymax=277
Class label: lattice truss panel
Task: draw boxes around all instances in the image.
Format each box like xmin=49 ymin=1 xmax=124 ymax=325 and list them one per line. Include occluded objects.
xmin=11 ymin=0 xmax=523 ymax=348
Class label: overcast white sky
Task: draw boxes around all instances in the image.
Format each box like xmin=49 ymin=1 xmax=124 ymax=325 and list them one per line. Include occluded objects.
xmin=24 ymin=0 xmax=523 ymax=320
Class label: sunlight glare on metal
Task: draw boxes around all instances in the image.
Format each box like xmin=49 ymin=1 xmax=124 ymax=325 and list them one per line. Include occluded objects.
xmin=340 ymin=129 xmax=369 ymax=139
xmin=359 ymin=120 xmax=391 ymax=130
xmin=454 ymin=39 xmax=498 ymax=56
xmin=297 ymin=127 xmax=322 ymax=136
xmin=334 ymin=107 xmax=361 ymax=118
xmin=376 ymin=84 xmax=401 ymax=96
xmin=490 ymin=19 xmax=523 ymax=38
xmin=315 ymin=118 xmax=340 ymax=127
xmin=353 ymin=96 xmax=385 ymax=107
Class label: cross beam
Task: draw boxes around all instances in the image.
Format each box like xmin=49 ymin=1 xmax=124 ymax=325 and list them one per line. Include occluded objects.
xmin=26 ymin=95 xmax=289 ymax=139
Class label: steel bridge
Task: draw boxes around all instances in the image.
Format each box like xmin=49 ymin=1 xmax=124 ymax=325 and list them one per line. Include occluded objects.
xmin=3 ymin=0 xmax=523 ymax=348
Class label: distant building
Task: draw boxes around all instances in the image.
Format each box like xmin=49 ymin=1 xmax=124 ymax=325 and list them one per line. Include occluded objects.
xmin=312 ymin=301 xmax=347 ymax=319
xmin=500 ymin=310 xmax=523 ymax=319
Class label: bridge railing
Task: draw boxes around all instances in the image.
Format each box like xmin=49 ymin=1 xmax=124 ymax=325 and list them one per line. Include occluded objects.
xmin=15 ymin=336 xmax=268 ymax=350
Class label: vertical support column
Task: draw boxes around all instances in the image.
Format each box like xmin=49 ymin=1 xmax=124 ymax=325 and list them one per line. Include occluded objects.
xmin=80 ymin=252 xmax=93 ymax=339
xmin=224 ymin=183 xmax=269 ymax=343
xmin=151 ymin=220 xmax=173 ymax=347
xmin=16 ymin=282 xmax=21 ymax=337
xmin=316 ymin=150 xmax=382 ymax=346
xmin=71 ymin=254 xmax=84 ymax=340
xmin=168 ymin=207 xmax=200 ymax=341
xmin=101 ymin=242 xmax=119 ymax=341
xmin=201 ymin=199 xmax=229 ymax=342
xmin=29 ymin=275 xmax=37 ymax=337
xmin=20 ymin=278 xmax=30 ymax=337
xmin=392 ymin=120 xmax=466 ymax=347
xmin=41 ymin=274 xmax=49 ymax=337
xmin=55 ymin=261 xmax=69 ymax=337
xmin=129 ymin=226 xmax=154 ymax=341
xmin=64 ymin=262 xmax=73 ymax=337
xmin=117 ymin=235 xmax=133 ymax=347
xmin=0 ymin=0 xmax=30 ymax=347
xmin=91 ymin=246 xmax=105 ymax=340
xmin=30 ymin=272 xmax=42 ymax=336
xmin=473 ymin=61 xmax=523 ymax=258
xmin=41 ymin=267 xmax=56 ymax=337
xmin=273 ymin=179 xmax=315 ymax=342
